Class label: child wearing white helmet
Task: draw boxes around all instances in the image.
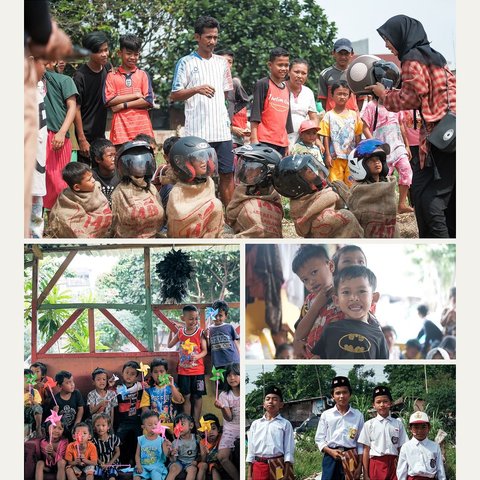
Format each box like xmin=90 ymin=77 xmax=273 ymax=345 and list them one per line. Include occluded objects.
xmin=396 ymin=411 xmax=446 ymax=480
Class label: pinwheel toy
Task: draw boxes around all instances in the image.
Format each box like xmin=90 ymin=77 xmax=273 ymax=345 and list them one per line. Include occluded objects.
xmin=75 ymin=432 xmax=82 ymax=457
xmin=45 ymin=410 xmax=63 ymax=445
xmin=47 ymin=383 xmax=59 ymax=407
xmin=153 ymin=422 xmax=168 ymax=438
xmin=137 ymin=362 xmax=150 ymax=384
xmin=157 ymin=373 xmax=170 ymax=388
xmin=25 ymin=372 xmax=37 ymax=396
xmin=197 ymin=417 xmax=215 ymax=445
xmin=109 ymin=374 xmax=119 ymax=384
xmin=117 ymin=385 xmax=128 ymax=400
xmin=209 ymin=366 xmax=226 ymax=400
xmin=205 ymin=307 xmax=218 ymax=328
xmin=181 ymin=339 xmax=196 ymax=355
xmin=173 ymin=422 xmax=183 ymax=451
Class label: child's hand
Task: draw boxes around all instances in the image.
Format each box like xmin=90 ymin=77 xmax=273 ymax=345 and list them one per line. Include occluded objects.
xmin=324 ymin=155 xmax=332 ymax=168
xmin=214 ymin=399 xmax=224 ymax=409
xmin=200 ymin=443 xmax=207 ymax=456
xmin=142 ymin=380 xmax=149 ymax=389
xmin=169 ymin=375 xmax=175 ymax=386
xmin=170 ymin=447 xmax=178 ymax=457
xmin=135 ymin=464 xmax=143 ymax=474
xmin=293 ymin=339 xmax=306 ymax=359
xmin=45 ymin=443 xmax=54 ymax=455
xmin=53 ymin=405 xmax=59 ymax=413
xmin=190 ymin=353 xmax=200 ymax=361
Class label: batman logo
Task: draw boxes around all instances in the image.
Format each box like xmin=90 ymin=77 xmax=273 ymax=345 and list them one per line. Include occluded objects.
xmin=338 ymin=333 xmax=371 ymax=353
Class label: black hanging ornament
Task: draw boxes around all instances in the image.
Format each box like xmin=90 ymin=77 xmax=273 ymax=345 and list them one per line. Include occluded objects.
xmin=155 ymin=248 xmax=195 ymax=303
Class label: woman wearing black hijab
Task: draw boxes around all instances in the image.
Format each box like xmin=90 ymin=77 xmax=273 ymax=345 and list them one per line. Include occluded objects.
xmin=367 ymin=15 xmax=456 ymax=238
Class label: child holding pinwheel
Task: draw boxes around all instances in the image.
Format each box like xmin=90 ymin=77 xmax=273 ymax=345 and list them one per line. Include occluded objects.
xmin=24 ymin=368 xmax=43 ymax=438
xmin=213 ymin=363 xmax=240 ymax=480
xmin=36 ymin=412 xmax=68 ymax=479
xmin=140 ymin=358 xmax=184 ymax=432
xmin=197 ymin=414 xmax=223 ymax=480
xmin=166 ymin=413 xmax=199 ymax=480
xmin=167 ymin=305 xmax=208 ymax=428
xmin=134 ymin=410 xmax=171 ymax=480
xmin=204 ymin=300 xmax=240 ymax=391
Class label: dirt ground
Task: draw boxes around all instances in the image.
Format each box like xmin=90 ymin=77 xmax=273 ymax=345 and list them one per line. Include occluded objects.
xmin=224 ymin=211 xmax=419 ymax=239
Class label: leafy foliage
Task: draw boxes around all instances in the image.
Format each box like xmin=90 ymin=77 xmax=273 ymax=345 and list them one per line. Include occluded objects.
xmin=50 ymin=0 xmax=337 ymax=107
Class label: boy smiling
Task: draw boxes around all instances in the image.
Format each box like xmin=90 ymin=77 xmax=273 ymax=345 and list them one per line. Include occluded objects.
xmin=312 ymin=265 xmax=388 ymax=359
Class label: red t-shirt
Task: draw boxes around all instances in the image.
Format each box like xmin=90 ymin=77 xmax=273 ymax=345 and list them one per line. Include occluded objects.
xmin=251 ymin=77 xmax=293 ymax=147
xmin=103 ymin=66 xmax=154 ymax=145
xmin=177 ymin=326 xmax=205 ymax=375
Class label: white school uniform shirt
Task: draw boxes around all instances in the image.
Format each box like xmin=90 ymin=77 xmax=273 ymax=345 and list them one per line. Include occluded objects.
xmin=315 ymin=404 xmax=364 ymax=454
xmin=357 ymin=414 xmax=407 ymax=457
xmin=396 ymin=437 xmax=446 ymax=480
xmin=171 ymin=52 xmax=233 ymax=143
xmin=246 ymin=414 xmax=295 ymax=463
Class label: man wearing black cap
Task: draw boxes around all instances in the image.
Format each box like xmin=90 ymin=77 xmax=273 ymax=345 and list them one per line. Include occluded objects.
xmin=318 ymin=38 xmax=365 ymax=113
xmin=73 ymin=31 xmax=111 ymax=165
xmin=246 ymin=385 xmax=294 ymax=480
xmin=315 ymin=376 xmax=364 ymax=480
xmin=358 ymin=385 xmax=407 ymax=480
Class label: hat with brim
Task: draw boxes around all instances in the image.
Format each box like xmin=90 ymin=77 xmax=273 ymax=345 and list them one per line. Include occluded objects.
xmin=298 ymin=120 xmax=320 ymax=134
xmin=334 ymin=38 xmax=353 ymax=53
xmin=409 ymin=411 xmax=430 ymax=424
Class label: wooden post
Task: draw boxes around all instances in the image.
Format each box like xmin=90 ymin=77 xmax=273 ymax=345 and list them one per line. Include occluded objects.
xmin=31 ymin=256 xmax=39 ymax=362
xmin=144 ymin=247 xmax=153 ymax=351
xmin=88 ymin=309 xmax=95 ymax=354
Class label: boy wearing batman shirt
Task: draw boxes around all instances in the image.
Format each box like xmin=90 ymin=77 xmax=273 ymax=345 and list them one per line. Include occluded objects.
xmin=312 ymin=265 xmax=388 ymax=359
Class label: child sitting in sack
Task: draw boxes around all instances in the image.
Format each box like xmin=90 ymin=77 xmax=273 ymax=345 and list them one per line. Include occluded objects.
xmin=272 ymin=153 xmax=363 ymax=238
xmin=47 ymin=162 xmax=112 ymax=238
xmin=166 ymin=136 xmax=224 ymax=238
xmin=226 ymin=143 xmax=284 ymax=238
xmin=111 ymin=140 xmax=165 ymax=238
xmin=347 ymin=139 xmax=399 ymax=238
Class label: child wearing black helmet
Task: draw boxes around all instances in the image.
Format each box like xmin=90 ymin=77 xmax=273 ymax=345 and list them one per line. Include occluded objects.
xmin=47 ymin=162 xmax=112 ymax=238
xmin=226 ymin=143 xmax=284 ymax=237
xmin=273 ymin=153 xmax=364 ymax=238
xmin=347 ymin=139 xmax=399 ymax=238
xmin=166 ymin=136 xmax=224 ymax=238
xmin=111 ymin=140 xmax=165 ymax=238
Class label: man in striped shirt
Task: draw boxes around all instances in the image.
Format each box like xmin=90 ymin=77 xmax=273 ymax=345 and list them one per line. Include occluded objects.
xmin=171 ymin=16 xmax=234 ymax=207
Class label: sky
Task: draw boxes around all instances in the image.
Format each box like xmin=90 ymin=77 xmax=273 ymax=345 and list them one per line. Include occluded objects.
xmin=317 ymin=0 xmax=456 ymax=67
xmin=245 ymin=363 xmax=387 ymax=394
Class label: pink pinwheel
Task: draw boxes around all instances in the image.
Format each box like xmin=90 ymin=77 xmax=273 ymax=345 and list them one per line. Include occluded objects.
xmin=174 ymin=422 xmax=183 ymax=439
xmin=153 ymin=422 xmax=168 ymax=438
xmin=45 ymin=410 xmax=63 ymax=426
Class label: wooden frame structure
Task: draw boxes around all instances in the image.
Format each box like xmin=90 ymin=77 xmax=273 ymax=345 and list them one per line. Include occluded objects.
xmin=26 ymin=244 xmax=240 ymax=362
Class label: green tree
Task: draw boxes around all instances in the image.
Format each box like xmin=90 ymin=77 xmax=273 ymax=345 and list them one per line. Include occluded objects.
xmin=50 ymin=0 xmax=337 ymax=107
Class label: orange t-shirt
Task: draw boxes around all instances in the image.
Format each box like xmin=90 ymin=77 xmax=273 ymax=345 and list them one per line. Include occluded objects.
xmin=65 ymin=441 xmax=98 ymax=463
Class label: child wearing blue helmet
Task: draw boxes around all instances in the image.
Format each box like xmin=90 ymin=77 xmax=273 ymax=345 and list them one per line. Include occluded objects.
xmin=347 ymin=139 xmax=399 ymax=238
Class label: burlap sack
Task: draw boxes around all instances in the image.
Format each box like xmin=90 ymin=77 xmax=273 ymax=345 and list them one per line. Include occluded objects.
xmin=166 ymin=177 xmax=224 ymax=238
xmin=226 ymin=185 xmax=284 ymax=238
xmin=348 ymin=177 xmax=399 ymax=238
xmin=47 ymin=182 xmax=112 ymax=238
xmin=290 ymin=187 xmax=364 ymax=238
xmin=111 ymin=178 xmax=164 ymax=238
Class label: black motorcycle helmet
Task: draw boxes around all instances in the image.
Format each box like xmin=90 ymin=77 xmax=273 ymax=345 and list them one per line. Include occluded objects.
xmin=116 ymin=140 xmax=156 ymax=181
xmin=273 ymin=154 xmax=328 ymax=199
xmin=372 ymin=59 xmax=401 ymax=89
xmin=234 ymin=143 xmax=282 ymax=188
xmin=169 ymin=136 xmax=217 ymax=183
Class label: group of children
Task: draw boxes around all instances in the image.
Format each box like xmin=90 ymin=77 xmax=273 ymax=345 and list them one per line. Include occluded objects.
xmin=28 ymin=18 xmax=419 ymax=239
xmin=24 ymin=301 xmax=241 ymax=480
xmin=247 ymin=377 xmax=446 ymax=480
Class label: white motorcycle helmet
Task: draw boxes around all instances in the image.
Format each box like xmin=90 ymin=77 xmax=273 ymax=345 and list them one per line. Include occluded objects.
xmin=348 ymin=139 xmax=390 ymax=181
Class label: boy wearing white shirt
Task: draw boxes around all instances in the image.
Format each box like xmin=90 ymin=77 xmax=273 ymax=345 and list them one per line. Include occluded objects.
xmin=246 ymin=385 xmax=294 ymax=480
xmin=397 ymin=412 xmax=446 ymax=480
xmin=358 ymin=385 xmax=407 ymax=480
xmin=315 ymin=376 xmax=364 ymax=480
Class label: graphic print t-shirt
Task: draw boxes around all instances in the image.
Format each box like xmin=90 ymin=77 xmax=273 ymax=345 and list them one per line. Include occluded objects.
xmin=312 ymin=319 xmax=388 ymax=359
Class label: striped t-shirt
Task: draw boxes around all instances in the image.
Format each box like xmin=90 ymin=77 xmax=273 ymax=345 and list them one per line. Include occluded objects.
xmin=103 ymin=66 xmax=154 ymax=145
xmin=172 ymin=52 xmax=233 ymax=143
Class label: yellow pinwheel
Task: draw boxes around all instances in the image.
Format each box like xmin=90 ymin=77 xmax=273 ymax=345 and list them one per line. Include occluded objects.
xmin=181 ymin=339 xmax=196 ymax=355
